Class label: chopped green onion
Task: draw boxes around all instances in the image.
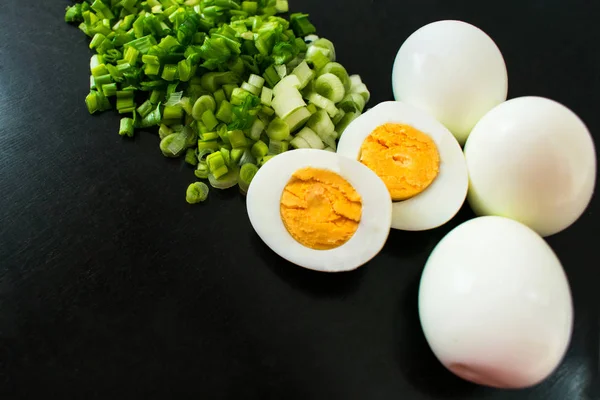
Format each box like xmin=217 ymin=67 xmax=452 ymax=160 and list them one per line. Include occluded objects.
xmin=201 ymin=131 xmax=219 ymax=141
xmin=275 ymin=0 xmax=289 ymax=13
xmin=137 ymin=100 xmax=154 ymax=118
xmin=292 ymin=61 xmax=315 ymax=90
xmin=216 ymin=100 xmax=234 ymax=124
xmin=290 ymin=13 xmax=316 ymax=37
xmin=268 ymin=139 xmax=289 ymax=154
xmin=315 ymin=73 xmax=346 ymax=103
xmin=65 ymin=1 xmax=368 ymax=202
xmin=274 ymin=64 xmax=287 ymax=79
xmin=150 ymin=90 xmax=164 ymax=104
xmin=206 ymin=151 xmax=229 ymax=179
xmin=220 ymin=148 xmax=232 ymax=168
xmin=248 ymin=74 xmax=265 ymax=90
xmin=186 ymin=182 xmax=209 ymax=204
xmin=319 ymin=62 xmax=351 ymax=91
xmin=272 ymin=90 xmax=305 ymax=119
xmin=249 ymin=118 xmax=265 ymax=141
xmin=164 ymin=105 xmax=183 ymax=120
xmin=85 ymin=91 xmax=111 ymax=114
xmin=202 ymin=109 xmax=219 ymax=131
xmin=230 ymin=87 xmax=252 ymax=106
xmin=91 ymin=0 xmax=114 ymax=20
xmin=251 ymin=140 xmax=269 ymax=159
xmin=238 ymin=162 xmax=258 ymax=193
xmin=119 ymin=117 xmax=135 ymax=138
xmin=208 ymin=166 xmax=239 ymax=189
xmin=192 ymin=95 xmax=217 ymax=120
xmin=259 ymin=155 xmax=275 ymax=166
xmin=213 ymin=89 xmax=227 ymax=108
xmin=338 ymin=93 xmax=366 ymax=113
xmin=284 ymin=107 xmax=312 ymax=132
xmin=116 ymin=90 xmax=135 ymax=112
xmin=159 ymin=124 xmax=173 ymax=140
xmin=305 ymin=46 xmax=330 ymax=70
xmin=307 ymin=109 xmax=335 ymax=136
xmin=139 ymin=103 xmax=162 ymax=128
xmin=222 ymin=84 xmax=238 ymax=100
xmin=290 ymin=135 xmax=310 ymax=149
xmin=260 ymin=86 xmax=273 ymax=106
xmin=332 ymin=108 xmax=345 ymax=125
xmin=297 ymin=126 xmax=325 ymax=149
xmin=160 ymin=133 xmax=187 ymax=157
xmin=231 ymin=148 xmax=245 ymax=164
xmin=306 ymin=92 xmax=338 ymax=117
xmin=272 ymin=75 xmax=301 ymax=97
xmin=242 ymin=1 xmax=258 ymax=15
xmin=185 ymin=148 xmax=198 ymax=166
xmin=241 ymin=82 xmax=261 ymax=96
xmin=178 ymin=59 xmax=193 ymax=82
xmin=161 ymin=64 xmax=178 ymax=81
xmin=336 ymin=111 xmax=358 ymax=136
xmin=262 ymin=65 xmax=281 ymax=88
xmin=266 ymin=117 xmax=290 ymax=140
xmin=228 ymin=129 xmax=248 ymax=148
xmin=198 ymin=141 xmax=220 ymax=151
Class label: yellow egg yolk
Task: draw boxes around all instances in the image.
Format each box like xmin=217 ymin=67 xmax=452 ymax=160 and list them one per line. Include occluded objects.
xmin=359 ymin=123 xmax=440 ymax=201
xmin=280 ymin=167 xmax=362 ymax=250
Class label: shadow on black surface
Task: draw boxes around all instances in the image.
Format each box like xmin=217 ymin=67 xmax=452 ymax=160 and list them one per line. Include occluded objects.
xmin=383 ymin=229 xmax=438 ymax=259
xmin=251 ymin=234 xmax=366 ymax=299
xmin=381 ymin=203 xmax=475 ymax=261
xmin=393 ymin=274 xmax=480 ymax=399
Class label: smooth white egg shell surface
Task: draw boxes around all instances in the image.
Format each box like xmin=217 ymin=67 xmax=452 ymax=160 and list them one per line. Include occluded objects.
xmin=418 ymin=216 xmax=573 ymax=389
xmin=465 ymin=96 xmax=597 ymax=237
xmin=246 ymin=149 xmax=392 ymax=273
xmin=337 ymin=101 xmax=468 ymax=231
xmin=392 ymin=20 xmax=508 ymax=145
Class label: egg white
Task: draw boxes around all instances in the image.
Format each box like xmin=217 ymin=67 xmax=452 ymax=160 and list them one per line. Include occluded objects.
xmin=418 ymin=216 xmax=573 ymax=388
xmin=337 ymin=101 xmax=468 ymax=231
xmin=465 ymin=96 xmax=597 ymax=237
xmin=392 ymin=20 xmax=508 ymax=145
xmin=246 ymin=149 xmax=392 ymax=272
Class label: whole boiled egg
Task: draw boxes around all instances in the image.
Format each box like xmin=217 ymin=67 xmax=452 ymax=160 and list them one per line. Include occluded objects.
xmin=392 ymin=20 xmax=508 ymax=145
xmin=465 ymin=96 xmax=597 ymax=237
xmin=418 ymin=216 xmax=573 ymax=389
xmin=337 ymin=101 xmax=468 ymax=231
xmin=246 ymin=149 xmax=392 ymax=272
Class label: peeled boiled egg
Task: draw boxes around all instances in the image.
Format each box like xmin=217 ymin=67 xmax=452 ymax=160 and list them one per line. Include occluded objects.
xmin=465 ymin=96 xmax=597 ymax=237
xmin=392 ymin=20 xmax=508 ymax=144
xmin=418 ymin=216 xmax=573 ymax=389
xmin=246 ymin=149 xmax=392 ymax=272
xmin=337 ymin=101 xmax=468 ymax=231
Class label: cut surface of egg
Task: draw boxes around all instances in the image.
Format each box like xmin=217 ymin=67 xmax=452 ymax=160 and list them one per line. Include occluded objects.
xmin=337 ymin=101 xmax=468 ymax=231
xmin=465 ymin=96 xmax=597 ymax=237
xmin=418 ymin=216 xmax=573 ymax=389
xmin=246 ymin=149 xmax=392 ymax=272
xmin=392 ymin=20 xmax=508 ymax=144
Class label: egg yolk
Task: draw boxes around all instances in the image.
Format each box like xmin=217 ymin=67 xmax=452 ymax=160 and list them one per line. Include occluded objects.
xmin=359 ymin=123 xmax=440 ymax=201
xmin=280 ymin=167 xmax=362 ymax=250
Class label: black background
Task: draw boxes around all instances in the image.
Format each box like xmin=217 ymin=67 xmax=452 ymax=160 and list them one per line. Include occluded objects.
xmin=1 ymin=0 xmax=599 ymax=398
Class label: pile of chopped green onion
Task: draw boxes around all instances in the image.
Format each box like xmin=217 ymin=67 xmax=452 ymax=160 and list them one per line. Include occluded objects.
xmin=65 ymin=0 xmax=370 ymax=202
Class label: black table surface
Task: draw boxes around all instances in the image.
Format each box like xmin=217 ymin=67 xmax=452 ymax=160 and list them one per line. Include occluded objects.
xmin=1 ymin=0 xmax=599 ymax=398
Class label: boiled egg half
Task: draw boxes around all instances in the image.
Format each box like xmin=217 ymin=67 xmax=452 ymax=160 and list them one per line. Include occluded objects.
xmin=337 ymin=101 xmax=468 ymax=231
xmin=246 ymin=149 xmax=392 ymax=272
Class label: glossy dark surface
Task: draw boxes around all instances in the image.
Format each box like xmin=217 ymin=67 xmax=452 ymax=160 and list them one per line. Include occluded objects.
xmin=0 ymin=1 xmax=598 ymax=398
